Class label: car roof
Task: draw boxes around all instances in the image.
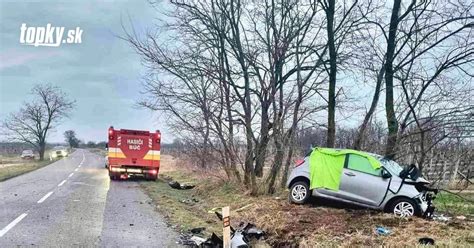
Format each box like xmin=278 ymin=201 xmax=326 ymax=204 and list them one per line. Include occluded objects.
xmin=306 ymin=147 xmax=386 ymax=160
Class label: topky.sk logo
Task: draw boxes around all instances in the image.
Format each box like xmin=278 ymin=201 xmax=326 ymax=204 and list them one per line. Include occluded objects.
xmin=20 ymin=23 xmax=83 ymax=47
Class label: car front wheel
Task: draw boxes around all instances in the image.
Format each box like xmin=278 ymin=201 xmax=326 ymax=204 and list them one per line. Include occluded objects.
xmin=389 ymin=198 xmax=420 ymax=217
xmin=289 ymin=181 xmax=310 ymax=204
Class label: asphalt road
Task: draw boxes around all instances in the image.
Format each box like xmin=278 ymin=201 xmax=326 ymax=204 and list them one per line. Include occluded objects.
xmin=0 ymin=149 xmax=179 ymax=247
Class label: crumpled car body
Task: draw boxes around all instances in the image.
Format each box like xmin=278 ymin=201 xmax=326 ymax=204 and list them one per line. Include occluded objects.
xmin=287 ymin=150 xmax=436 ymax=217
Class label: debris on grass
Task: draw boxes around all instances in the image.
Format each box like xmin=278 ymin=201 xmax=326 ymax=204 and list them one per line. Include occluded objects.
xmin=207 ymin=207 xmax=221 ymax=214
xmin=177 ymin=232 xmax=223 ymax=247
xmin=235 ymin=204 xmax=253 ymax=212
xmin=189 ymin=227 xmax=206 ymax=234
xmin=142 ymin=155 xmax=474 ymax=247
xmin=432 ymin=213 xmax=451 ymax=222
xmin=456 ymin=215 xmax=466 ymax=220
xmin=375 ymin=226 xmax=391 ymax=236
xmin=418 ymin=237 xmax=435 ymax=245
xmin=168 ymin=180 xmax=196 ymax=190
xmin=180 ymin=198 xmax=199 ymax=206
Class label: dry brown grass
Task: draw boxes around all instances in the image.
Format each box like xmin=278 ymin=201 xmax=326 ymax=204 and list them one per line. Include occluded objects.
xmin=232 ymin=198 xmax=474 ymax=247
xmin=141 ymin=155 xmax=474 ymax=247
xmin=0 ymin=159 xmax=53 ymax=181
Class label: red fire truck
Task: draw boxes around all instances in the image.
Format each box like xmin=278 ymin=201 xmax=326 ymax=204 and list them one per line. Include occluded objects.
xmin=107 ymin=126 xmax=161 ymax=180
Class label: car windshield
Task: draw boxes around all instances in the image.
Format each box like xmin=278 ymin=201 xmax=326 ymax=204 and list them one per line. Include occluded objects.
xmin=22 ymin=150 xmax=33 ymax=154
xmin=379 ymin=158 xmax=404 ymax=176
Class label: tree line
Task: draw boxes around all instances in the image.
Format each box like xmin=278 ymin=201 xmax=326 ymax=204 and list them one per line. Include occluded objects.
xmin=125 ymin=0 xmax=473 ymax=194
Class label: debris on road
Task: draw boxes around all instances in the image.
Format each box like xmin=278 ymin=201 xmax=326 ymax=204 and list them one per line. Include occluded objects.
xmin=168 ymin=180 xmax=195 ymax=190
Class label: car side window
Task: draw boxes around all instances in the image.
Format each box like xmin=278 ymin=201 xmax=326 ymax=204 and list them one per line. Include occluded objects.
xmin=347 ymin=154 xmax=381 ymax=176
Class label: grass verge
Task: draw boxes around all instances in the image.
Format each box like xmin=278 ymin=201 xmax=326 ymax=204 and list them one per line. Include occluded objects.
xmin=140 ymin=156 xmax=474 ymax=246
xmin=434 ymin=191 xmax=474 ymax=215
xmin=0 ymin=160 xmax=54 ymax=182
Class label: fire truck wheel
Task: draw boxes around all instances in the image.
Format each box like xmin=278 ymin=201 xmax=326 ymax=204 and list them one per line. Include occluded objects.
xmin=110 ymin=175 xmax=117 ymax=180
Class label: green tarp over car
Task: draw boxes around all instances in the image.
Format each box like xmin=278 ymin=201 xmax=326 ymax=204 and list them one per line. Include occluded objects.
xmin=309 ymin=148 xmax=381 ymax=191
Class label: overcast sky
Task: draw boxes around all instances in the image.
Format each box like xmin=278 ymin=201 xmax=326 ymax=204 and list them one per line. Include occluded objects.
xmin=0 ymin=0 xmax=172 ymax=143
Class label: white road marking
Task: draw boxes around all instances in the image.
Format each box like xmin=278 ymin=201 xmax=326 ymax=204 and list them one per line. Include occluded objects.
xmin=58 ymin=180 xmax=67 ymax=187
xmin=37 ymin=191 xmax=53 ymax=204
xmin=0 ymin=213 xmax=28 ymax=237
xmin=68 ymin=173 xmax=74 ymax=178
xmin=74 ymin=168 xmax=78 ymax=172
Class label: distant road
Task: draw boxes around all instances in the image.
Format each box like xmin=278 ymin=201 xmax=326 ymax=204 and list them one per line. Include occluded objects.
xmin=0 ymin=149 xmax=178 ymax=247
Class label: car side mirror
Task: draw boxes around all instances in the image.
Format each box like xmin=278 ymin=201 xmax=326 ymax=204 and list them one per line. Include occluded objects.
xmin=381 ymin=169 xmax=392 ymax=179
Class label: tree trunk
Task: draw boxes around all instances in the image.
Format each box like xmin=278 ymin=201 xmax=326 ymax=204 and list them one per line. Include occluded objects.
xmin=280 ymin=141 xmax=294 ymax=188
xmin=353 ymin=66 xmax=384 ymax=150
xmin=326 ymin=0 xmax=337 ymax=148
xmin=281 ymin=37 xmax=304 ymax=189
xmin=267 ymin=138 xmax=284 ymax=194
xmin=384 ymin=0 xmax=402 ymax=159
xmin=417 ymin=131 xmax=426 ymax=174
xmin=254 ymin=103 xmax=270 ymax=177
xmin=39 ymin=141 xmax=46 ymax=161
xmin=229 ymin=154 xmax=241 ymax=182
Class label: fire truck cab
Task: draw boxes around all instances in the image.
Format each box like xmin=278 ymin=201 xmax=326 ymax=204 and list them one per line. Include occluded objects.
xmin=107 ymin=126 xmax=161 ymax=180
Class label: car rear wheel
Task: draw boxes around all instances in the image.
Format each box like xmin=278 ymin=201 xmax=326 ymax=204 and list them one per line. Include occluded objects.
xmin=289 ymin=181 xmax=310 ymax=204
xmin=388 ymin=198 xmax=420 ymax=217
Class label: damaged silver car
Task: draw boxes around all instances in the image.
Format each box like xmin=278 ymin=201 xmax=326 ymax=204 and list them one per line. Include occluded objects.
xmin=287 ymin=150 xmax=437 ymax=217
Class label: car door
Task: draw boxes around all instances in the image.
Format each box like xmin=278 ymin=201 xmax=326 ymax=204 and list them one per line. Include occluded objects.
xmin=336 ymin=154 xmax=389 ymax=206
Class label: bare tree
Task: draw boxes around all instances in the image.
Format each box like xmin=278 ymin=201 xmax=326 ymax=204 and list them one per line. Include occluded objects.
xmin=64 ymin=130 xmax=80 ymax=148
xmin=352 ymin=0 xmax=473 ymax=159
xmin=125 ymin=0 xmax=330 ymax=194
xmin=2 ymin=84 xmax=75 ymax=160
xmin=125 ymin=0 xmax=473 ymax=195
